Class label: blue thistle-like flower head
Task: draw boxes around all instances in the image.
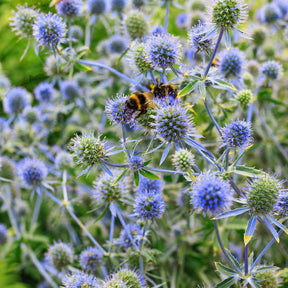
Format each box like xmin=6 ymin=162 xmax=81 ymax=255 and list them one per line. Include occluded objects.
xmin=48 ymin=242 xmax=74 ymax=271
xmin=222 ymin=120 xmax=252 ymax=149
xmin=93 ymin=170 xmax=126 ymax=203
xmin=275 ymin=192 xmax=288 ymax=218
xmin=56 ymin=0 xmax=82 ymax=17
xmin=124 ymin=10 xmax=149 ymax=40
xmin=79 ymin=247 xmax=102 ymax=272
xmin=34 ymin=82 xmax=54 ymax=102
xmin=111 ymin=0 xmax=127 ymax=12
xmin=62 ymin=271 xmax=98 ymax=287
xmin=33 ymin=12 xmax=66 ymax=49
xmin=191 ymin=173 xmax=233 ymax=216
xmin=188 ymin=22 xmax=214 ymax=55
xmin=4 ymin=87 xmax=30 ymax=114
xmin=151 ymin=25 xmax=166 ymax=35
xmin=145 ymin=33 xmax=182 ymax=70
xmin=134 ymin=192 xmax=166 ymax=220
xmin=133 ymin=0 xmax=146 ymax=8
xmin=176 ymin=13 xmax=190 ymax=29
xmin=219 ymin=48 xmax=245 ymax=79
xmin=60 ymin=79 xmax=80 ymax=100
xmin=120 ymin=223 xmax=145 ymax=248
xmin=107 ymin=35 xmax=129 ymax=54
xmin=261 ymin=61 xmax=282 ymax=80
xmin=155 ymin=104 xmax=197 ymax=144
xmin=137 ymin=175 xmax=164 ymax=194
xmin=129 ymin=155 xmax=144 ymax=172
xmin=10 ymin=4 xmax=38 ymax=38
xmin=258 ymin=3 xmax=282 ymax=24
xmin=18 ymin=158 xmax=48 ymax=186
xmin=87 ymin=0 xmax=110 ymax=15
xmin=172 ymin=149 xmax=195 ymax=172
xmin=274 ymin=0 xmax=288 ymax=17
xmin=55 ymin=151 xmax=73 ymax=170
xmin=106 ymin=94 xmax=134 ymax=125
xmin=0 ymin=224 xmax=8 ymax=245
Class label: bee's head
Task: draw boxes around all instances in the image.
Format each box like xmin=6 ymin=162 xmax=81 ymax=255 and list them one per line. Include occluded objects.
xmin=125 ymin=95 xmax=138 ymax=110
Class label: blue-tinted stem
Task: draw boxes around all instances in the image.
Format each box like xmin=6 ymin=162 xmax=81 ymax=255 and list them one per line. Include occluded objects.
xmin=31 ymin=192 xmax=42 ymax=228
xmin=67 ymin=208 xmax=106 ymax=254
xmin=108 ymin=214 xmax=115 ymax=253
xmin=254 ymin=106 xmax=288 ymax=161
xmin=244 ymin=244 xmax=249 ymax=275
xmin=27 ymin=246 xmax=58 ymax=288
xmin=204 ymin=97 xmax=222 ymax=136
xmin=204 ymin=29 xmax=224 ymax=78
xmin=102 ymin=160 xmax=129 ymax=168
xmin=62 ymin=169 xmax=68 ymax=202
xmin=214 ymin=220 xmax=242 ymax=274
xmin=68 ymin=17 xmax=72 ymax=49
xmin=85 ymin=19 xmax=91 ymax=47
xmin=20 ymin=37 xmax=31 ymax=62
xmin=145 ymin=166 xmax=189 ymax=175
xmin=225 ymin=148 xmax=229 ymax=170
xmin=164 ymin=1 xmax=169 ymax=32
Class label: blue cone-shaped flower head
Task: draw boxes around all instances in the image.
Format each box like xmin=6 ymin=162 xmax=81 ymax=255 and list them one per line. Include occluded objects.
xmin=258 ymin=3 xmax=282 ymax=24
xmin=134 ymin=192 xmax=166 ymax=220
xmin=176 ymin=12 xmax=190 ymax=29
xmin=275 ymin=192 xmax=288 ymax=218
xmin=133 ymin=0 xmax=146 ymax=8
xmin=191 ymin=173 xmax=233 ymax=216
xmin=18 ymin=158 xmax=48 ymax=186
xmin=106 ymin=94 xmax=135 ymax=126
xmin=137 ymin=175 xmax=164 ymax=194
xmin=261 ymin=61 xmax=282 ymax=80
xmin=111 ymin=0 xmax=127 ymax=12
xmin=34 ymin=82 xmax=54 ymax=102
xmin=10 ymin=4 xmax=38 ymax=38
xmin=48 ymin=242 xmax=74 ymax=271
xmin=60 ymin=79 xmax=80 ymax=100
xmin=87 ymin=0 xmax=110 ymax=15
xmin=33 ymin=12 xmax=66 ymax=49
xmin=219 ymin=48 xmax=245 ymax=79
xmin=222 ymin=120 xmax=252 ymax=149
xmin=120 ymin=223 xmax=144 ymax=248
xmin=0 ymin=224 xmax=8 ymax=245
xmin=4 ymin=87 xmax=30 ymax=114
xmin=108 ymin=268 xmax=146 ymax=288
xmin=188 ymin=23 xmax=214 ymax=55
xmin=145 ymin=33 xmax=182 ymax=70
xmin=56 ymin=0 xmax=82 ymax=17
xmin=80 ymin=247 xmax=102 ymax=272
xmin=274 ymin=0 xmax=288 ymax=17
xmin=107 ymin=35 xmax=129 ymax=54
xmin=129 ymin=155 xmax=144 ymax=172
xmin=155 ymin=104 xmax=197 ymax=144
xmin=151 ymin=25 xmax=166 ymax=35
xmin=247 ymin=174 xmax=282 ymax=215
xmin=62 ymin=271 xmax=98 ymax=287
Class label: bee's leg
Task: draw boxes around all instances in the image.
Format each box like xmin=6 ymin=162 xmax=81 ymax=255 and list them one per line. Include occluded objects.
xmin=134 ymin=109 xmax=147 ymax=120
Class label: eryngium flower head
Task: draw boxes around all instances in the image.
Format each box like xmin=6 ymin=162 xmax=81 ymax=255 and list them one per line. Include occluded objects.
xmin=127 ymin=42 xmax=152 ymax=74
xmin=236 ymin=89 xmax=253 ymax=108
xmin=210 ymin=0 xmax=247 ymax=30
xmin=275 ymin=192 xmax=288 ymax=218
xmin=34 ymin=82 xmax=54 ymax=102
xmin=188 ymin=23 xmax=213 ymax=55
xmin=62 ymin=271 xmax=98 ymax=287
xmin=155 ymin=104 xmax=197 ymax=143
xmin=120 ymin=223 xmax=145 ymax=248
xmin=33 ymin=12 xmax=66 ymax=49
xmin=222 ymin=120 xmax=252 ymax=149
xmin=109 ymin=268 xmax=146 ymax=288
xmin=176 ymin=13 xmax=190 ymax=29
xmin=256 ymin=270 xmax=278 ymax=288
xmin=55 ymin=151 xmax=73 ymax=170
xmin=106 ymin=94 xmax=134 ymax=125
xmin=129 ymin=155 xmax=144 ymax=172
xmin=111 ymin=0 xmax=127 ymax=12
xmin=145 ymin=33 xmax=182 ymax=70
xmin=124 ymin=10 xmax=148 ymax=40
xmin=56 ymin=0 xmax=82 ymax=17
xmin=10 ymin=4 xmax=38 ymax=38
xmin=93 ymin=170 xmax=126 ymax=203
xmin=48 ymin=242 xmax=74 ymax=270
xmin=258 ymin=3 xmax=282 ymax=24
xmin=0 ymin=157 xmax=16 ymax=180
xmin=261 ymin=61 xmax=282 ymax=80
xmin=247 ymin=174 xmax=282 ymax=215
xmin=107 ymin=35 xmax=129 ymax=54
xmin=71 ymin=25 xmax=83 ymax=40
xmin=251 ymin=26 xmax=266 ymax=46
xmin=219 ymin=48 xmax=245 ymax=78
xmin=60 ymin=80 xmax=80 ymax=100
xmin=172 ymin=149 xmax=195 ymax=172
xmin=69 ymin=132 xmax=108 ymax=167
xmin=133 ymin=0 xmax=146 ymax=8
xmin=0 ymin=224 xmax=8 ymax=245
xmin=134 ymin=192 xmax=165 ymax=220
xmin=4 ymin=87 xmax=30 ymax=114
xmin=191 ymin=173 xmax=233 ymax=216
xmin=137 ymin=175 xmax=164 ymax=194
xmin=19 ymin=158 xmax=48 ymax=186
xmin=274 ymin=0 xmax=288 ymax=17
xmin=104 ymin=278 xmax=129 ymax=288
xmin=79 ymin=247 xmax=102 ymax=272
xmin=87 ymin=0 xmax=110 ymax=15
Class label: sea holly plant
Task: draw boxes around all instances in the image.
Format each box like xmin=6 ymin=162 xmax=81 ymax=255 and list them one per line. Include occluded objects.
xmin=1 ymin=0 xmax=288 ymax=287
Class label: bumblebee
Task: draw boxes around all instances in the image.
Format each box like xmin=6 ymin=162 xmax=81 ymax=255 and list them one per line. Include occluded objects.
xmin=211 ymin=56 xmax=220 ymax=67
xmin=125 ymin=82 xmax=178 ymax=119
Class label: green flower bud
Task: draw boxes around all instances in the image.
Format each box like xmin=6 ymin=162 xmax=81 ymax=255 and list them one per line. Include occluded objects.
xmin=124 ymin=10 xmax=148 ymax=40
